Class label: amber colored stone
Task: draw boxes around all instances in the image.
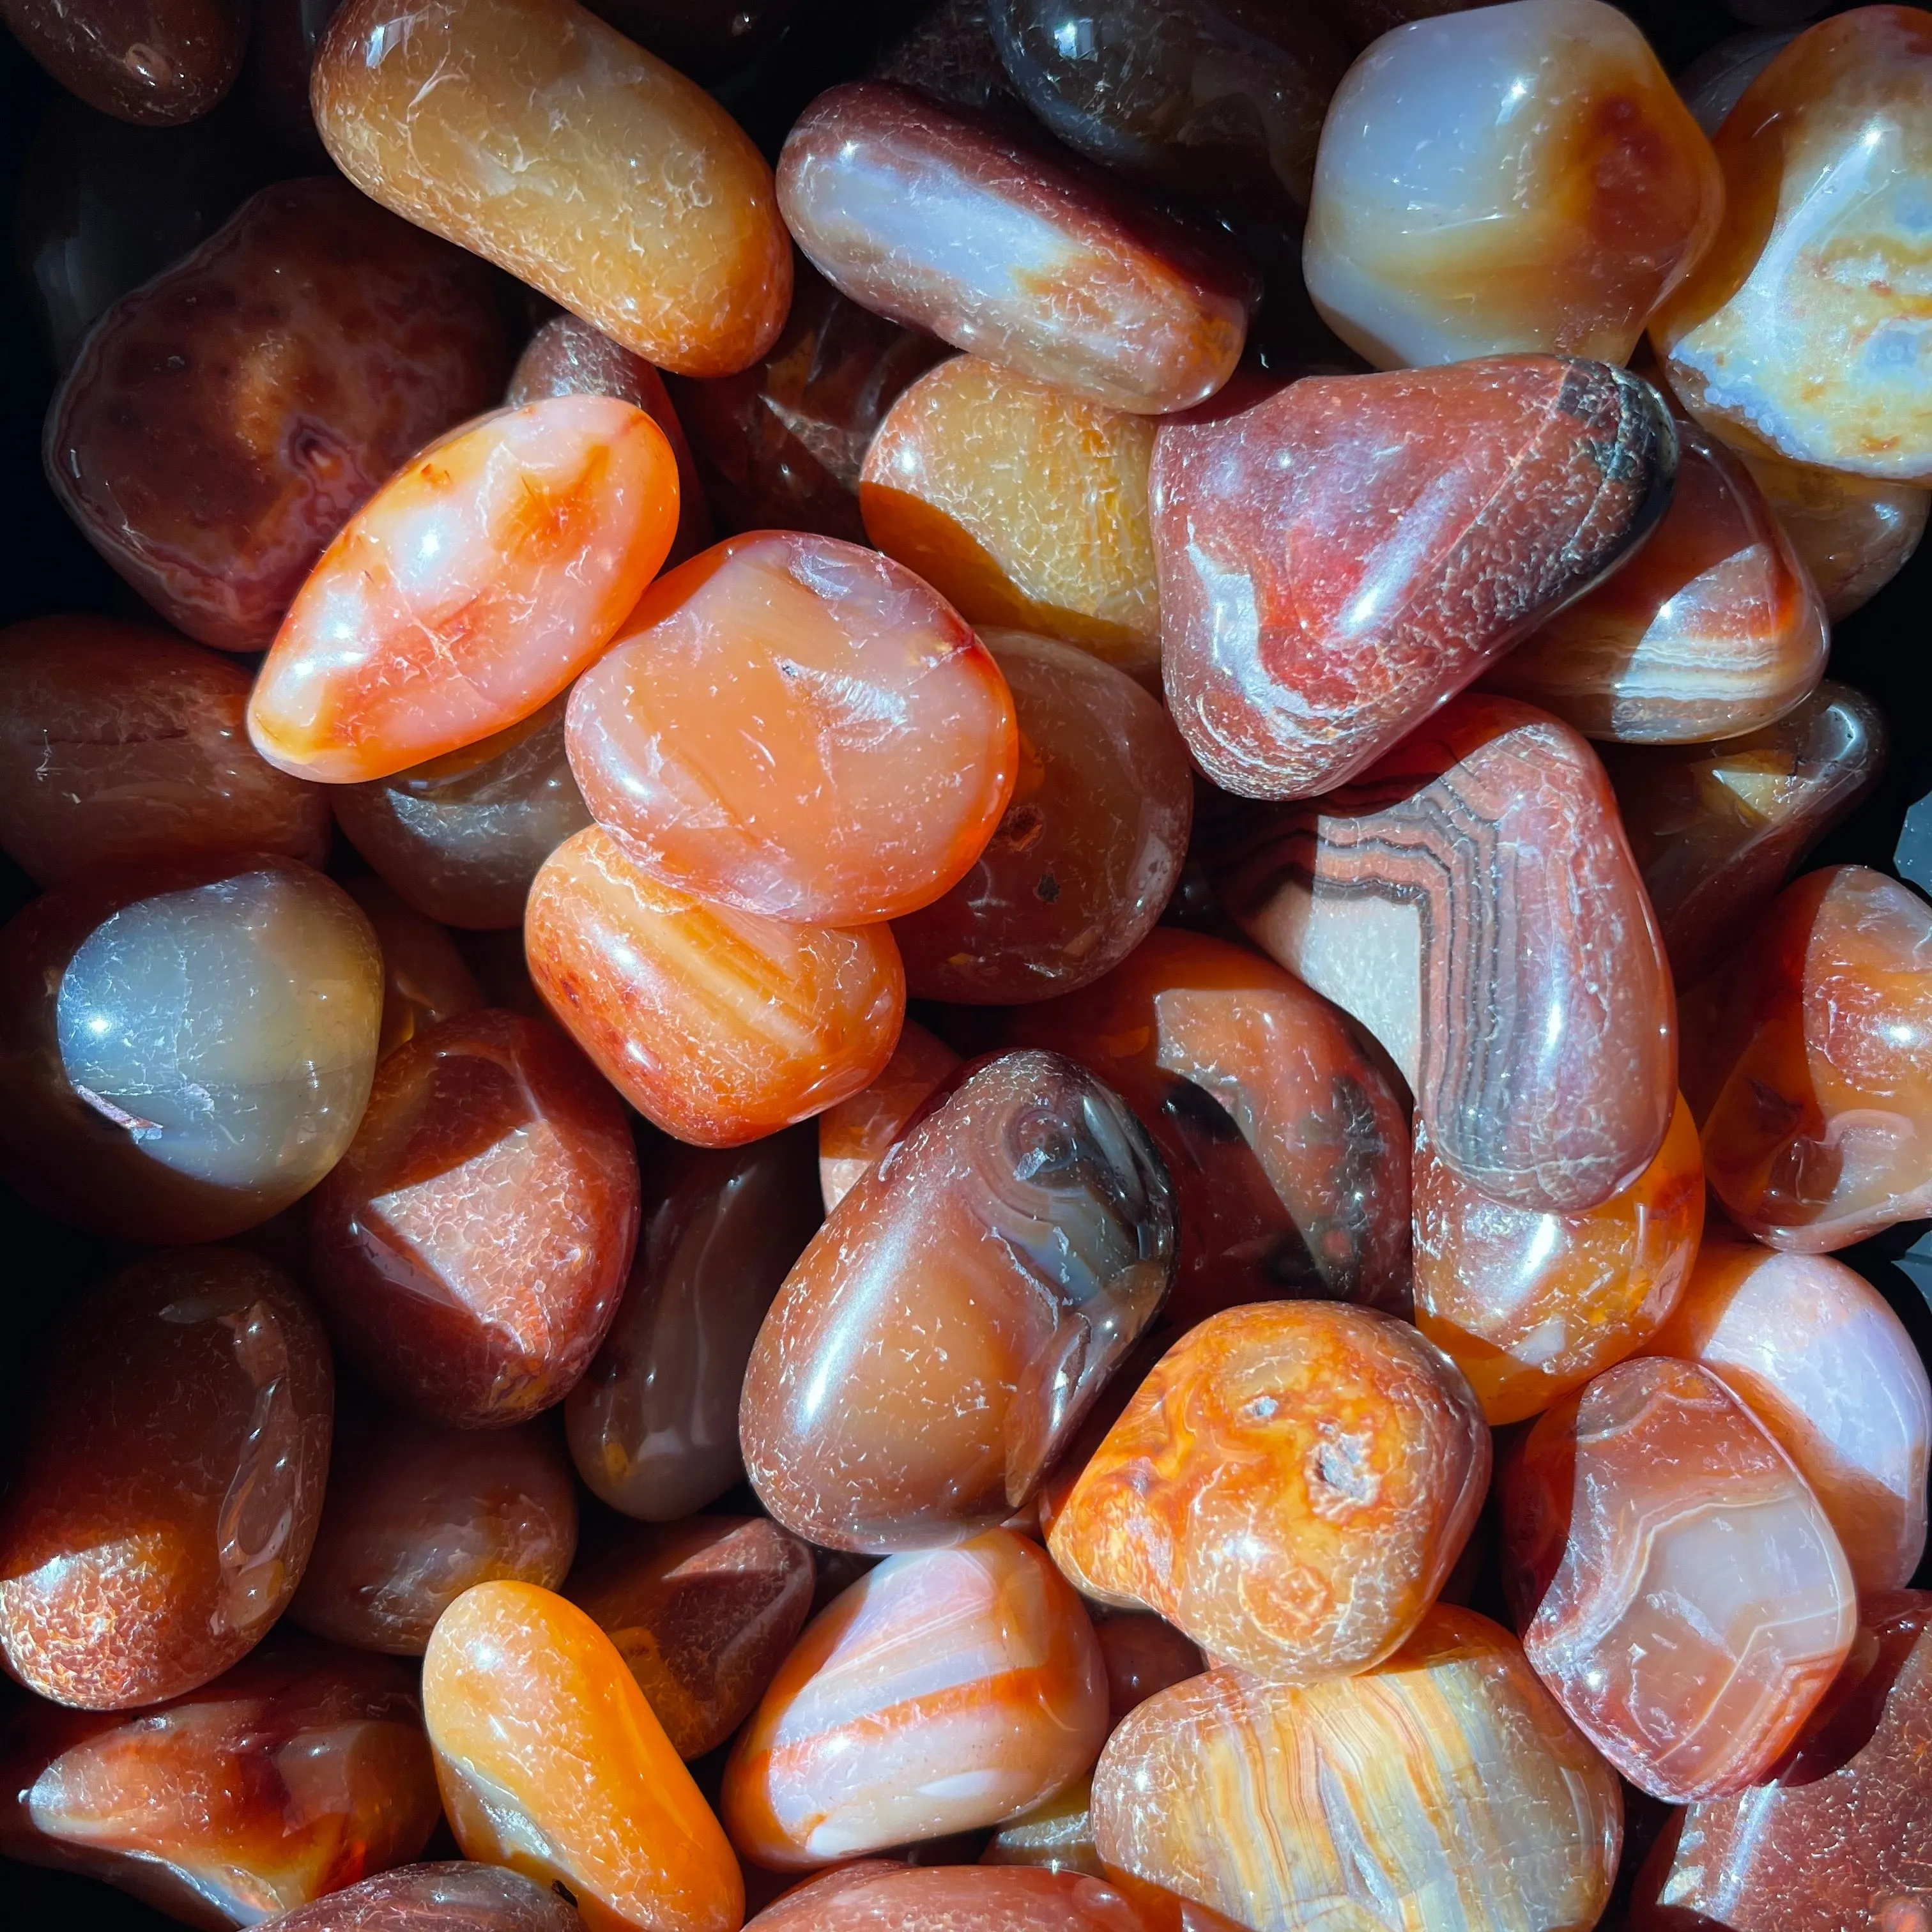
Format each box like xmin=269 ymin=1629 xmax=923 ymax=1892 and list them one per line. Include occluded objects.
xmin=1050 ymin=1303 xmax=1487 ymax=1684
xmin=0 ymin=855 xmax=384 ymax=1244
xmin=1414 ymin=1095 xmax=1704 ymax=1427
xmin=817 ymin=1021 xmax=960 ymax=1213
xmin=509 ymin=314 xmax=716 ymax=566
xmin=1699 ymin=865 xmax=1932 ymax=1250
xmin=1305 ymin=1 xmax=1722 ymax=369
xmin=981 ymin=1780 xmax=1104 ymax=1877
xmin=1654 ymin=9 xmax=1932 ymax=483
xmin=312 ymin=0 xmax=790 ymax=378
xmin=425 ymin=1580 xmax=742 ymax=1932
xmin=567 ymin=1129 xmax=822 ymax=1520
xmin=565 ymin=531 xmax=1016 ymax=925
xmin=249 ymin=397 xmax=678 ymax=785
xmin=749 ymin=1864 xmax=1149 ymax=1932
xmin=1602 ymin=682 xmax=1887 ymax=987
xmin=1487 ymin=420 xmax=1827 ymax=742
xmin=261 ymin=1862 xmax=588 ymax=1932
xmin=723 ymin=1530 xmax=1108 ymax=1868
xmin=335 ymin=697 xmax=594 ymax=933
xmin=1738 ymin=448 xmax=1930 ymax=618
xmin=0 ymin=1636 xmax=438 ymax=1929
xmin=0 ymin=615 xmax=329 ymax=887
xmin=0 ymin=1248 xmax=332 ymax=1710
xmin=526 ymin=826 xmax=905 ymax=1147
xmin=341 ymin=873 xmax=487 ymax=1061
xmin=1630 ymin=1591 xmax=1932 ymax=1932
xmin=1006 ymin=928 xmax=1411 ymax=1326
xmin=742 ymin=1050 xmax=1176 ymax=1552
xmin=1650 ymin=1238 xmax=1931 ymax=1592
xmin=860 ymin=356 xmax=1162 ymax=681
xmin=1091 ymin=1607 xmax=1621 ymax=1932
xmin=1212 ymin=695 xmax=1675 ymax=1214
xmin=777 ymin=81 xmax=1250 ymax=415
xmin=309 ymin=1008 xmax=640 ymax=1428
xmin=1154 ymin=358 xmax=1676 ymax=800
xmin=43 ymin=178 xmax=514 ymax=652
xmin=1503 ymin=1354 xmax=1857 ymax=1800
xmin=0 ymin=0 xmax=245 ymax=123
xmin=1094 ymin=1614 xmax=1204 ymax=1726
xmin=289 ymin=1405 xmax=579 ymax=1655
xmin=893 ymin=631 xmax=1191 ymax=1003
xmin=566 ymin=1515 xmax=815 ymax=1759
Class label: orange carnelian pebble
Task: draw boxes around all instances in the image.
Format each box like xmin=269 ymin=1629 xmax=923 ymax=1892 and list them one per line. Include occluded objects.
xmin=424 ymin=1580 xmax=742 ymax=1932
xmin=249 ymin=397 xmax=677 ymax=785
xmin=816 ymin=1018 xmax=960 ymax=1212
xmin=565 ymin=532 xmax=1016 ymax=924
xmin=526 ymin=826 xmax=904 ymax=1147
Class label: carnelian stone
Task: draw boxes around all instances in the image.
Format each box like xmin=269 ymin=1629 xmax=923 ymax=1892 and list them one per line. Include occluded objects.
xmin=1048 ymin=1303 xmax=1489 ymax=1684
xmin=859 ymin=356 xmax=1162 ymax=682
xmin=980 ymin=1782 xmax=1105 ymax=1879
xmin=0 ymin=1636 xmax=439 ymax=1927
xmin=1414 ymin=1095 xmax=1704 ymax=1425
xmin=249 ymin=397 xmax=678 ymax=785
xmin=424 ymin=1580 xmax=743 ymax=1932
xmin=526 ymin=827 xmax=905 ymax=1146
xmin=0 ymin=0 xmax=246 ymax=124
xmin=1006 ymin=928 xmax=1413 ymax=1326
xmin=777 ymin=81 xmax=1250 ymax=415
xmin=312 ymin=0 xmax=792 ymax=378
xmin=43 ymin=178 xmax=514 ymax=652
xmin=1154 ymin=358 xmax=1675 ymax=799
xmin=721 ymin=1530 xmax=1108 ymax=1868
xmin=263 ymin=1863 xmax=588 ymax=1932
xmin=816 ymin=1020 xmax=960 ymax=1213
xmin=289 ymin=1404 xmax=579 ymax=1655
xmin=1739 ymin=448 xmax=1929 ymax=619
xmin=567 ymin=1130 xmax=823 ymax=1521
xmin=565 ymin=1515 xmax=815 ymax=1759
xmin=341 ymin=873 xmax=487 ymax=1060
xmin=1700 ymin=864 xmax=1932 ymax=1249
xmin=0 ymin=615 xmax=328 ymax=887
xmin=1093 ymin=1613 xmax=1204 ymax=1726
xmin=565 ymin=532 xmax=1016 ymax=924
xmin=742 ymin=1051 xmax=1175 ymax=1552
xmin=309 ymin=1008 xmax=640 ymax=1428
xmin=747 ymin=1864 xmax=1149 ymax=1932
xmin=0 ymin=1248 xmax=333 ymax=1710
xmin=1503 ymin=1354 xmax=1857 ymax=1800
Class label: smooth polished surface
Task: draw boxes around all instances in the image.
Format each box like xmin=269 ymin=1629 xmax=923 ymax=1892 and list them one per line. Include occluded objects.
xmin=1154 ymin=359 xmax=1676 ymax=799
xmin=342 ymin=873 xmax=487 ymax=1060
xmin=1306 ymin=0 xmax=1722 ymax=369
xmin=43 ymin=178 xmax=514 ymax=652
xmin=816 ymin=1020 xmax=959 ymax=1212
xmin=1699 ymin=864 xmax=1932 ymax=1249
xmin=259 ymin=1863 xmax=588 ymax=1931
xmin=1503 ymin=1354 xmax=1857 ymax=1800
xmin=722 ymin=1531 xmax=1108 ymax=1867
xmin=778 ymin=81 xmax=1250 ymax=414
xmin=565 ymin=532 xmax=1016 ymax=924
xmin=859 ymin=356 xmax=1161 ymax=682
xmin=309 ymin=1008 xmax=640 ymax=1427
xmin=1048 ymin=1303 xmax=1489 ymax=1683
xmin=1738 ymin=447 xmax=1930 ymax=618
xmin=1091 ymin=1607 xmax=1621 ymax=1932
xmin=893 ymin=631 xmax=1192 ymax=1002
xmin=1652 ymin=8 xmax=1932 ymax=483
xmin=0 ymin=0 xmax=245 ymax=123
xmin=313 ymin=0 xmax=791 ymax=376
xmin=567 ymin=1129 xmax=823 ymax=1521
xmin=746 ymin=1864 xmax=1149 ymax=1932
xmin=0 ymin=615 xmax=329 ymax=887
xmin=1414 ymin=1095 xmax=1703 ymax=1425
xmin=0 ymin=1249 xmax=332 ymax=1710
xmin=250 ymin=397 xmax=677 ymax=784
xmin=0 ymin=855 xmax=384 ymax=1243
xmin=743 ymin=1050 xmax=1175 ymax=1551
xmin=525 ymin=826 xmax=905 ymax=1146
xmin=424 ymin=1581 xmax=742 ymax=1932
xmin=1211 ymin=695 xmax=1675 ymax=1213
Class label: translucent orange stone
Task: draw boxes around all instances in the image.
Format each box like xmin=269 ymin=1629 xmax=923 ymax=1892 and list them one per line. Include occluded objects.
xmin=1047 ymin=1303 xmax=1489 ymax=1683
xmin=312 ymin=0 xmax=792 ymax=378
xmin=1738 ymin=448 xmax=1929 ymax=620
xmin=747 ymin=1864 xmax=1151 ymax=1932
xmin=249 ymin=397 xmax=678 ymax=785
xmin=309 ymin=1008 xmax=641 ymax=1427
xmin=980 ymin=1780 xmax=1105 ymax=1879
xmin=565 ymin=532 xmax=1016 ymax=924
xmin=261 ymin=1863 xmax=587 ymax=1932
xmin=816 ymin=1020 xmax=960 ymax=1212
xmin=0 ymin=1248 xmax=333 ymax=1710
xmin=859 ymin=356 xmax=1162 ymax=682
xmin=721 ymin=1530 xmax=1108 ymax=1868
xmin=1414 ymin=1094 xmax=1704 ymax=1425
xmin=1093 ymin=1613 xmax=1204 ymax=1726
xmin=525 ymin=825 xmax=905 ymax=1146
xmin=424 ymin=1580 xmax=743 ymax=1932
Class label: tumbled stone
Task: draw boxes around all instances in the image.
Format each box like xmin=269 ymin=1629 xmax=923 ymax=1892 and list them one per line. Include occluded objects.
xmin=816 ymin=1020 xmax=960 ymax=1213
